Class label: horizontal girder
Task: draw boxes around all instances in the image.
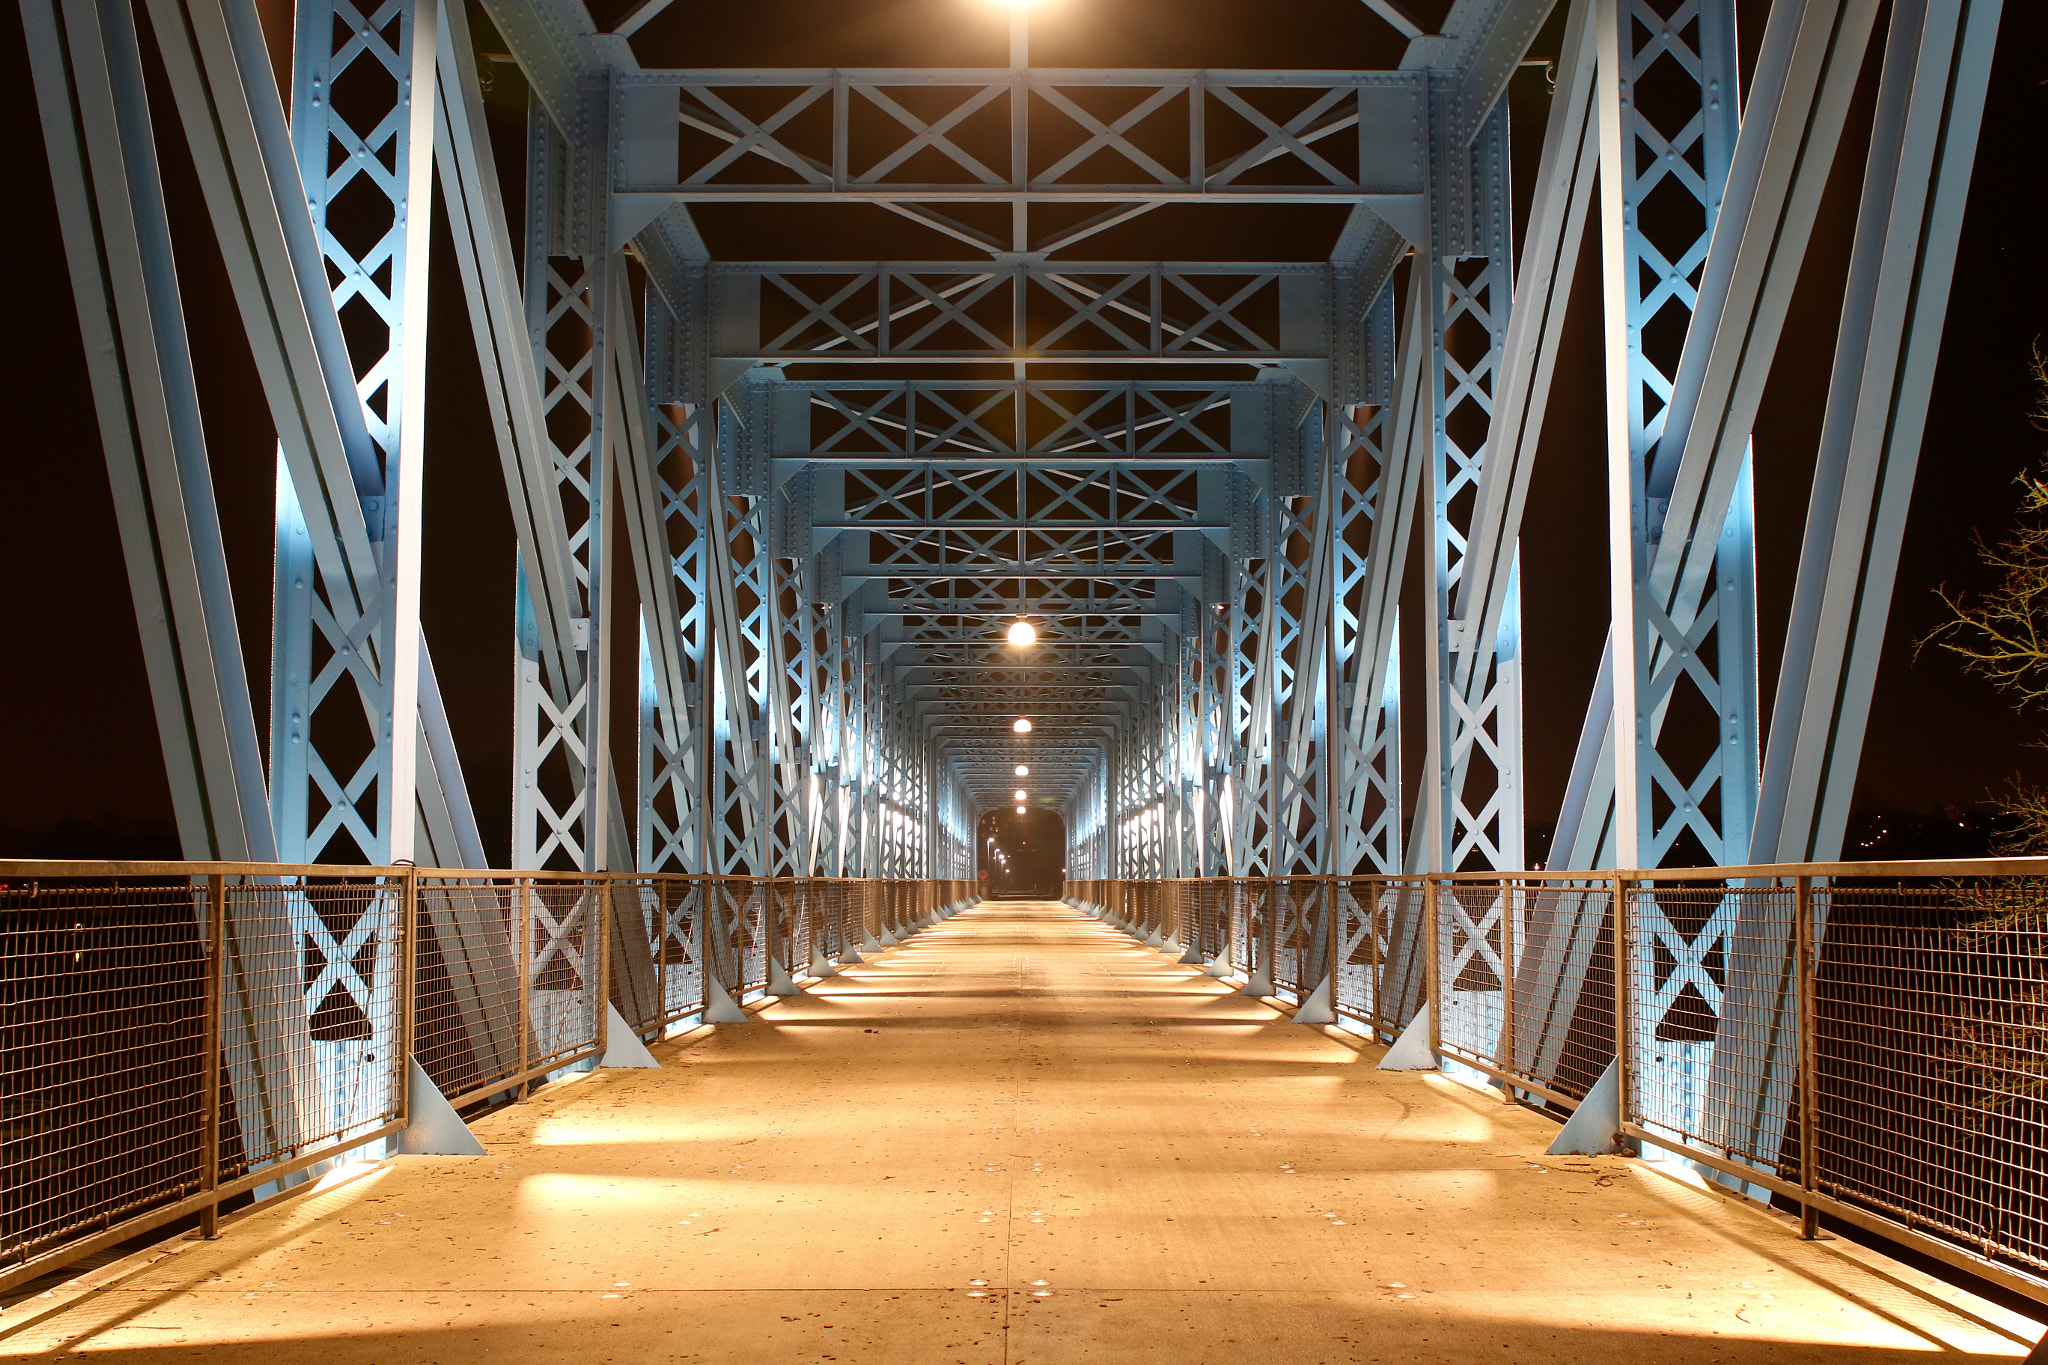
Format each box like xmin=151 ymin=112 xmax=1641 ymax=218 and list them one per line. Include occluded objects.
xmin=615 ymin=68 xmax=1428 ymax=205
xmin=766 ymin=378 xmax=1275 ymax=462
xmin=716 ymin=261 xmax=1326 ymax=362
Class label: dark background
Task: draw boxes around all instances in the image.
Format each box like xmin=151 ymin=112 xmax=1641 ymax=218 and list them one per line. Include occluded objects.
xmin=1 ymin=0 xmax=2043 ymax=862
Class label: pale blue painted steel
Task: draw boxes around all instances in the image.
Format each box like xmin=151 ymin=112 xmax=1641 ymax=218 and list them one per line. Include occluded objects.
xmin=271 ymin=0 xmax=436 ymax=865
xmin=512 ymin=96 xmax=617 ymax=871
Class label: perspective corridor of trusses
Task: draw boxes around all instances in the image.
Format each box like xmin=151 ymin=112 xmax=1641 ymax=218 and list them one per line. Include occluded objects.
xmin=24 ymin=0 xmax=1999 ymax=879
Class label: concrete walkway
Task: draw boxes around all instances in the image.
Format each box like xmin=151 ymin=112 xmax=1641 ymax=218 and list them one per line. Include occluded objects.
xmin=4 ymin=901 xmax=2039 ymax=1363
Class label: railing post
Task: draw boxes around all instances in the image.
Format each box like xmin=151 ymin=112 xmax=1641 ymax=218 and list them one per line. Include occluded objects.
xmin=656 ymin=875 xmax=668 ymax=1025
xmin=1796 ymin=873 xmax=1819 ymax=1239
xmin=397 ymin=866 xmax=418 ymax=1121
xmin=198 ymin=872 xmax=227 ymax=1240
xmin=1425 ymin=876 xmax=1441 ymax=1056
xmin=593 ymin=875 xmax=613 ymax=1062
xmin=1612 ymin=873 xmax=1631 ymax=1139
xmin=1500 ymin=875 xmax=1516 ymax=1104
xmin=515 ymin=874 xmax=532 ymax=1099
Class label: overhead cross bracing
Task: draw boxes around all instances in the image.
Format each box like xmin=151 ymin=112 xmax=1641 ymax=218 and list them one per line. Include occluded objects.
xmin=24 ymin=0 xmax=2010 ymax=1219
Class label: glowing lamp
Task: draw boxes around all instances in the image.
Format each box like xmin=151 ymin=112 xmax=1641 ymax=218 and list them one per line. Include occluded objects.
xmin=1014 ymin=764 xmax=1029 ymax=776
xmin=1012 ymin=717 xmax=1033 ymax=733
xmin=1006 ymin=619 xmax=1037 ymax=646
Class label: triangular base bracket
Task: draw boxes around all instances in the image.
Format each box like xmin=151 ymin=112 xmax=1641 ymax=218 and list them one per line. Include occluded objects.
xmin=1547 ymin=1056 xmax=1629 ymax=1156
xmin=398 ymin=1056 xmax=487 ymax=1155
xmin=601 ymin=1004 xmax=661 ymax=1068
xmin=767 ymin=956 xmax=801 ymax=996
xmin=808 ymin=945 xmax=839 ymax=978
xmin=1204 ymin=946 xmax=1232 ymax=977
xmin=1377 ymin=1004 xmax=1437 ymax=1070
xmin=1292 ymin=977 xmax=1336 ymax=1025
xmin=703 ymin=976 xmax=748 ymax=1024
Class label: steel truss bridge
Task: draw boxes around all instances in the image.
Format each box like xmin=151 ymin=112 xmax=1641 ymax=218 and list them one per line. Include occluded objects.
xmin=24 ymin=0 xmax=2004 ymax=1256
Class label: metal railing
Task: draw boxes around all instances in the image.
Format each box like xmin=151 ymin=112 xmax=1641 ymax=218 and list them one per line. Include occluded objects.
xmin=1067 ymin=860 xmax=2048 ymax=1305
xmin=0 ymin=861 xmax=976 ymax=1294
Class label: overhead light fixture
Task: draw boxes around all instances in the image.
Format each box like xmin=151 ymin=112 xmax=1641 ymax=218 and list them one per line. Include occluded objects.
xmin=1014 ymin=789 xmax=1028 ymax=800
xmin=1016 ymin=805 xmax=1026 ymax=814
xmin=1013 ymin=717 xmax=1033 ymax=733
xmin=1006 ymin=619 xmax=1037 ymax=647
xmin=1014 ymin=764 xmax=1029 ymax=777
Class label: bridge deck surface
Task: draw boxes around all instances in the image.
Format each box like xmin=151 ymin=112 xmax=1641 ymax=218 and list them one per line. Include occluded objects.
xmin=4 ymin=901 xmax=2036 ymax=1363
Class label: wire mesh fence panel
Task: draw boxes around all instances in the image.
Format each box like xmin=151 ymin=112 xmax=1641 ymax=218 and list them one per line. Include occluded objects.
xmin=607 ymin=876 xmax=663 ymax=1038
xmin=1622 ymin=880 xmax=1796 ymax=1178
xmin=220 ymin=878 xmax=403 ymax=1184
xmin=1162 ymin=881 xmax=1189 ymax=951
xmin=412 ymin=877 xmax=522 ymax=1105
xmin=738 ymin=881 xmax=769 ymax=996
xmin=650 ymin=877 xmax=705 ymax=1027
xmin=853 ymin=881 xmax=879 ymax=950
xmin=1436 ymin=879 xmax=1507 ymax=1072
xmin=1199 ymin=880 xmax=1231 ymax=966
xmin=1238 ymin=880 xmax=1272 ymax=987
xmin=1 ymin=877 xmax=210 ymax=1269
xmin=1270 ymin=880 xmax=1316 ymax=1002
xmin=704 ymin=879 xmax=741 ymax=997
xmin=768 ymin=882 xmax=798 ymax=978
xmin=1813 ymin=879 xmax=2048 ymax=1275
xmin=790 ymin=879 xmax=815 ymax=978
xmin=1083 ymin=880 xmax=1107 ymax=919
xmin=525 ymin=879 xmax=603 ymax=1075
xmin=1172 ymin=882 xmax=1200 ymax=957
xmin=1333 ymin=878 xmax=1383 ymax=1032
xmin=1506 ymin=878 xmax=1617 ymax=1108
xmin=824 ymin=882 xmax=857 ymax=963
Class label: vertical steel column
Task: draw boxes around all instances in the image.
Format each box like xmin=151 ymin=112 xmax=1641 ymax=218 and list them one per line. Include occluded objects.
xmin=638 ymin=307 xmax=713 ymax=873
xmin=513 ymin=95 xmax=615 ymax=871
xmin=1595 ymin=0 xmax=1754 ymax=1147
xmin=1331 ymin=289 xmax=1407 ymax=878
xmin=1598 ymin=0 xmax=1754 ymax=871
xmin=273 ymin=0 xmax=437 ymax=865
xmin=1226 ymin=475 xmax=1276 ymax=876
xmin=1273 ymin=399 xmax=1339 ymax=879
xmin=1421 ymin=100 xmax=1523 ymax=877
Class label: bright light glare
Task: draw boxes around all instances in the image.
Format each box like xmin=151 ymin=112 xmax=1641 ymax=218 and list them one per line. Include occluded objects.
xmin=1014 ymin=789 xmax=1028 ymax=800
xmin=1013 ymin=717 xmax=1033 ymax=733
xmin=1016 ymin=805 xmax=1026 ymax=814
xmin=1006 ymin=619 xmax=1038 ymax=646
xmin=1014 ymin=764 xmax=1029 ymax=777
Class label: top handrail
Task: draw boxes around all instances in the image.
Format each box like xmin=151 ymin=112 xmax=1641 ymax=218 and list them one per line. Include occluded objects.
xmin=0 ymin=860 xmax=975 ymax=881
xmin=10 ymin=855 xmax=2048 ymax=883
xmin=1068 ymin=856 xmax=2048 ymax=882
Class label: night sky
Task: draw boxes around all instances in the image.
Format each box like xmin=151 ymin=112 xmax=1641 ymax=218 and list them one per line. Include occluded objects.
xmin=1 ymin=0 xmax=2043 ymax=861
